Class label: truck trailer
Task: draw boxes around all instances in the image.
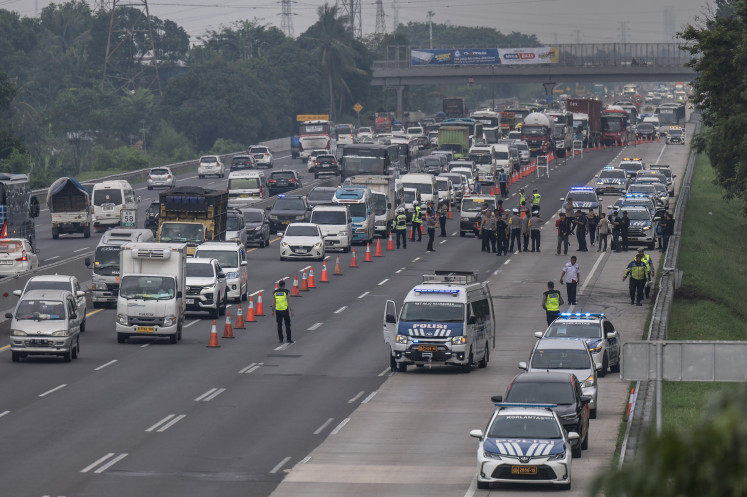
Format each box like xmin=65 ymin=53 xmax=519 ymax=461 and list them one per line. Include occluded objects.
xmin=566 ymin=98 xmax=602 ymax=148
xmin=47 ymin=177 xmax=92 ymax=239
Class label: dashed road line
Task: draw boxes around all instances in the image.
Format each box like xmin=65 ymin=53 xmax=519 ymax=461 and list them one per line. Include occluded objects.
xmin=270 ymin=456 xmax=292 ymax=474
xmin=0 ymin=410 xmax=9 ymax=418
xmin=377 ymin=279 xmax=389 ymax=286
xmin=439 ymin=239 xmax=447 ymax=244
xmin=377 ymin=367 xmax=391 ymax=377
xmin=73 ymin=247 xmax=90 ymax=253
xmin=44 ymin=256 xmax=60 ymax=261
xmin=307 ymin=322 xmax=323 ymax=330
xmin=330 ymin=418 xmax=350 ymax=435
xmin=195 ymin=387 xmax=225 ymax=402
xmin=361 ymin=391 xmax=377 ymax=404
xmin=239 ymin=363 xmax=257 ymax=374
xmin=81 ymin=453 xmax=128 ymax=473
xmin=183 ymin=320 xmax=199 ymax=328
xmin=333 ymin=306 xmax=347 ymax=314
xmin=348 ymin=391 xmax=365 ymax=403
xmin=145 ymin=414 xmax=186 ymax=432
xmin=412 ymin=257 xmax=420 ymax=262
xmin=93 ymin=453 xmax=128 ymax=473
xmin=504 ymin=259 xmax=511 ymax=265
xmin=357 ymin=292 xmax=369 ymax=299
xmin=94 ymin=360 xmax=117 ymax=371
xmin=395 ymin=269 xmax=403 ymax=274
xmin=313 ymin=418 xmax=334 ymax=435
xmin=39 ymin=384 xmax=67 ymax=397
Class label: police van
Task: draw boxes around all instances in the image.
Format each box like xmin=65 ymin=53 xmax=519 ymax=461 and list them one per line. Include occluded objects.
xmin=383 ymin=271 xmax=495 ymax=373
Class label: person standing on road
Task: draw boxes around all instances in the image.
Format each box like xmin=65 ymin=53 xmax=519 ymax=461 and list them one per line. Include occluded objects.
xmin=394 ymin=207 xmax=407 ymax=249
xmin=620 ymin=211 xmax=631 ymax=251
xmin=623 ymin=252 xmax=649 ymax=306
xmin=498 ymin=170 xmax=508 ymax=198
xmin=597 ymin=214 xmax=610 ymax=252
xmin=531 ymin=188 xmax=541 ymax=214
xmin=564 ymin=197 xmax=575 ymax=234
xmin=560 ymin=256 xmax=580 ymax=306
xmin=272 ymin=280 xmax=294 ymax=344
xmin=520 ymin=208 xmax=531 ymax=252
xmin=638 ymin=247 xmax=654 ymax=299
xmin=509 ymin=208 xmax=522 ymax=253
xmin=438 ymin=200 xmax=448 ymax=237
xmin=426 ymin=211 xmax=437 ymax=252
xmin=496 ymin=210 xmax=509 ymax=256
xmin=542 ymin=281 xmax=565 ymax=325
xmin=574 ymin=210 xmax=588 ymax=251
xmin=411 ymin=201 xmax=422 ymax=242
xmin=556 ymin=212 xmax=571 ymax=255
xmin=587 ymin=209 xmax=599 ymax=247
xmin=518 ymin=188 xmax=526 ymax=208
xmin=529 ymin=211 xmax=543 ymax=252
xmin=611 ymin=210 xmax=622 ymax=252
xmin=480 ymin=209 xmax=497 ymax=253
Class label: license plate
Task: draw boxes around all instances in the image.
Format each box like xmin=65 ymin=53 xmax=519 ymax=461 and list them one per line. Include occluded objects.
xmin=137 ymin=326 xmax=155 ymax=333
xmin=418 ymin=344 xmax=438 ymax=352
xmin=105 ymin=206 xmax=113 ymax=210
xmin=0 ymin=260 xmax=13 ymax=265
xmin=280 ymin=220 xmax=290 ymax=225
xmin=606 ymin=186 xmax=614 ymax=190
xmin=295 ymin=249 xmax=307 ymax=254
xmin=511 ymin=466 xmax=537 ymax=475
xmin=186 ymin=299 xmax=195 ymax=305
xmin=31 ymin=339 xmax=49 ymax=346
xmin=240 ymin=194 xmax=250 ymax=198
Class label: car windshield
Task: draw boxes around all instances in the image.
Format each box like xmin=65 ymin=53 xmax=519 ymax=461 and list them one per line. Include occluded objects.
xmin=569 ymin=192 xmax=597 ymax=203
xmin=488 ymin=414 xmax=563 ymax=439
xmin=311 ymin=211 xmax=347 ymax=225
xmin=402 ymin=183 xmax=433 ymax=195
xmin=15 ymin=299 xmax=65 ymax=320
xmin=308 ymin=189 xmax=336 ymax=202
xmin=621 ymin=200 xmax=653 ymax=211
xmin=232 ymin=156 xmax=250 ymax=163
xmin=530 ymin=348 xmax=591 ymax=370
xmin=629 ymin=185 xmax=655 ymax=194
xmin=437 ymin=180 xmax=449 ymax=191
xmin=94 ymin=246 xmax=120 ymax=268
xmin=600 ymin=170 xmax=626 ymax=179
xmin=226 ymin=216 xmax=243 ymax=231
xmin=160 ymin=223 xmax=204 ymax=243
xmin=669 ymin=130 xmax=683 ymax=136
xmin=470 ymin=154 xmax=492 ymax=165
xmin=623 ymin=210 xmax=651 ymax=220
xmin=274 ymin=198 xmax=306 ymax=210
xmin=516 ymin=143 xmax=528 ymax=151
xmin=506 ymin=381 xmax=576 ymax=405
xmin=546 ymin=322 xmax=602 ymax=339
xmin=621 ymin=163 xmax=643 ymax=172
xmin=24 ymin=281 xmax=72 ymax=294
xmin=0 ymin=241 xmax=23 ymax=252
xmin=187 ymin=263 xmax=215 ymax=278
xmin=462 ymin=199 xmax=495 ymax=212
xmin=452 ymin=169 xmax=473 ymax=179
xmin=404 ymin=191 xmax=417 ymax=203
xmin=229 ymin=178 xmax=260 ymax=189
xmin=272 ymin=172 xmax=295 ymax=180
xmin=119 ymin=276 xmax=175 ymax=300
xmin=285 ymin=226 xmax=319 ymax=237
xmin=93 ymin=189 xmax=122 ymax=206
xmin=200 ymin=156 xmax=217 ymax=163
xmin=400 ymin=302 xmax=465 ymax=322
xmin=243 ymin=211 xmax=264 ymax=223
xmin=346 ymin=203 xmax=367 ymax=218
xmin=442 ymin=175 xmax=462 ymax=185
xmin=522 ymin=127 xmax=547 ymax=136
xmin=194 ymin=250 xmax=238 ymax=268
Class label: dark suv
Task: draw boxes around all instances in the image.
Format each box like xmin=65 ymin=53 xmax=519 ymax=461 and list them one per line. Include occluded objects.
xmin=231 ymin=154 xmax=255 ymax=170
xmin=268 ymin=170 xmax=303 ymax=196
xmin=266 ymin=195 xmax=311 ymax=233
xmin=311 ymin=154 xmax=340 ymax=179
xmin=492 ymin=371 xmax=590 ymax=458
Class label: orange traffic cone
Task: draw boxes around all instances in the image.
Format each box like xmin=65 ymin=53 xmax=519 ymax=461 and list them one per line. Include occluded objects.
xmin=308 ymin=267 xmax=316 ymax=288
xmin=222 ymin=310 xmax=234 ymax=338
xmin=657 ymin=134 xmax=660 ymax=143
xmin=255 ymin=291 xmax=265 ymax=316
xmin=374 ymin=238 xmax=383 ymax=257
xmin=300 ymin=270 xmax=309 ymax=291
xmin=274 ymin=280 xmax=278 ymax=290
xmin=335 ymin=255 xmax=344 ymax=274
xmin=245 ymin=297 xmax=256 ymax=322
xmin=387 ymin=233 xmax=395 ymax=251
xmin=320 ymin=262 xmax=329 ymax=282
xmin=235 ymin=303 xmax=245 ymax=329
xmin=349 ymin=249 xmax=358 ymax=268
xmin=206 ymin=320 xmax=220 ymax=348
xmin=448 ymin=208 xmax=453 ymax=219
xmin=291 ymin=275 xmax=301 ymax=296
xmin=364 ymin=243 xmax=373 ymax=262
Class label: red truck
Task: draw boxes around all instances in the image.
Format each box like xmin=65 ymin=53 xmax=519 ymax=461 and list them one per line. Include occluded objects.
xmin=521 ymin=112 xmax=555 ymax=156
xmin=600 ymin=106 xmax=629 ymax=147
xmin=566 ymin=98 xmax=602 ymax=149
xmin=374 ymin=112 xmax=393 ymax=133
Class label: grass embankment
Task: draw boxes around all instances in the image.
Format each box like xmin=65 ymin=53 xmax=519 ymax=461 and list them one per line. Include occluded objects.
xmin=662 ymin=153 xmax=747 ymax=430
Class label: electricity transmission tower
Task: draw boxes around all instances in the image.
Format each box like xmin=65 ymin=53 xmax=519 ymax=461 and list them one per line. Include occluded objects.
xmin=280 ymin=0 xmax=295 ymax=37
xmin=374 ymin=0 xmax=386 ymax=35
xmin=339 ymin=0 xmax=362 ymax=38
xmin=391 ymin=0 xmax=399 ymax=31
xmin=92 ymin=0 xmax=109 ymax=12
xmin=103 ymin=0 xmax=162 ymax=95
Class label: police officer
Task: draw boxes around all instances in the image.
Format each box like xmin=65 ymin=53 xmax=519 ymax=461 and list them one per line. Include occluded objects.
xmin=531 ymin=188 xmax=541 ymax=214
xmin=529 ymin=211 xmax=543 ymax=252
xmin=498 ymin=170 xmax=509 ymax=198
xmin=411 ymin=200 xmax=422 ymax=241
xmin=638 ymin=247 xmax=654 ymax=298
xmin=508 ymin=208 xmax=522 ymax=253
xmin=518 ymin=188 xmax=526 ymax=208
xmin=438 ymin=199 xmax=448 ymax=237
xmin=623 ymin=252 xmax=650 ymax=306
xmin=495 ymin=209 xmax=509 ymax=256
xmin=480 ymin=209 xmax=497 ymax=253
xmin=394 ymin=207 xmax=407 ymax=249
xmin=272 ymin=280 xmax=294 ymax=343
xmin=542 ymin=281 xmax=564 ymax=326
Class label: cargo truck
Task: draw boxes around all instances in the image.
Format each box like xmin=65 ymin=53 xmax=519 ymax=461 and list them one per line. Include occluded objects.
xmin=437 ymin=126 xmax=470 ymax=158
xmin=348 ymin=175 xmax=401 ymax=237
xmin=116 ymin=242 xmax=187 ymax=344
xmin=157 ymin=186 xmax=228 ymax=256
xmin=374 ymin=112 xmax=393 ymax=134
xmin=520 ymin=113 xmax=555 ymax=156
xmin=566 ymin=99 xmax=602 ymax=149
xmin=600 ymin=106 xmax=629 ymax=146
xmin=47 ymin=177 xmax=91 ymax=239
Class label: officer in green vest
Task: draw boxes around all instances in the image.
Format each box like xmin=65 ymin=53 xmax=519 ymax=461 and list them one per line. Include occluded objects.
xmin=518 ymin=188 xmax=526 ymax=208
xmin=623 ymin=252 xmax=650 ymax=306
xmin=394 ymin=207 xmax=408 ymax=249
xmin=542 ymin=281 xmax=564 ymax=325
xmin=638 ymin=247 xmax=654 ymax=298
xmin=272 ymin=280 xmax=294 ymax=343
xmin=410 ymin=201 xmax=422 ymax=241
xmin=531 ymin=188 xmax=542 ymax=214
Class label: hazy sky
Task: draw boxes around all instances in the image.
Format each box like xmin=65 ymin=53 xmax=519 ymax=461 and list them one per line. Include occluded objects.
xmin=2 ymin=0 xmax=711 ymax=45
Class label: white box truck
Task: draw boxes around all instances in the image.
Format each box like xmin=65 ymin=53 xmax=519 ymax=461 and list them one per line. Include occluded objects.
xmin=115 ymin=242 xmax=187 ymax=344
xmin=347 ymin=175 xmax=402 ymax=237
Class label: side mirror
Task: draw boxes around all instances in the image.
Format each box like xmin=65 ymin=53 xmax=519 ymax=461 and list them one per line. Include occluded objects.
xmin=265 ymin=206 xmax=272 ymax=210
xmin=468 ymin=315 xmax=477 ymax=324
xmin=469 ymin=429 xmax=484 ymax=439
xmin=595 ymin=362 xmax=603 ymax=371
xmin=85 ymin=257 xmax=91 ymax=267
xmin=385 ymin=313 xmax=396 ymax=324
xmin=5 ymin=313 xmax=12 ymax=319
xmin=490 ymin=395 xmax=503 ymax=403
xmin=76 ymin=291 xmax=86 ymax=298
xmin=580 ymin=395 xmax=592 ymax=405
xmin=217 ymin=273 xmax=226 ymax=279
xmin=240 ymin=261 xmax=248 ymax=266
xmin=607 ymin=330 xmax=618 ymax=339
xmin=12 ymin=289 xmax=21 ymax=297
xmin=534 ymin=331 xmax=543 ymax=339
xmin=518 ymin=361 xmax=528 ymax=370
xmin=568 ymin=432 xmax=580 ymax=442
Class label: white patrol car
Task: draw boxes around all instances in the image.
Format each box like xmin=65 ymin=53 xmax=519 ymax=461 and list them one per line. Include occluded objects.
xmin=383 ymin=271 xmax=494 ymax=373
xmin=618 ymin=157 xmax=646 ymax=178
xmin=560 ymin=186 xmax=602 ymax=216
xmin=470 ymin=403 xmax=579 ymax=490
xmin=666 ymin=126 xmax=686 ymax=145
xmin=620 ymin=205 xmax=658 ymax=249
xmin=535 ymin=313 xmax=620 ymax=377
xmin=594 ymin=166 xmax=629 ymax=195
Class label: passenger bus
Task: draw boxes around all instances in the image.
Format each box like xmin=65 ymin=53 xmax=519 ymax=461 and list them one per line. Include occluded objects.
xmin=0 ymin=173 xmax=40 ymax=249
xmin=339 ymin=144 xmax=400 ymax=180
xmin=299 ymin=120 xmax=335 ymax=159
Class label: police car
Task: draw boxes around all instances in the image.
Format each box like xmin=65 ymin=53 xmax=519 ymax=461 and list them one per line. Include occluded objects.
xmin=535 ymin=313 xmax=620 ymax=378
xmin=614 ymin=193 xmax=657 ymax=217
xmin=619 ymin=205 xmax=658 ymax=249
xmin=594 ymin=166 xmax=629 ymax=195
xmin=666 ymin=126 xmax=686 ymax=145
xmin=470 ymin=403 xmax=578 ymax=490
xmin=618 ymin=158 xmax=646 ymax=178
xmin=560 ymin=186 xmax=602 ymax=216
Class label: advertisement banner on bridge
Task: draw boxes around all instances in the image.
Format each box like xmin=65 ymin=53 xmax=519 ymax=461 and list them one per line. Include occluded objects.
xmin=411 ymin=47 xmax=558 ymax=66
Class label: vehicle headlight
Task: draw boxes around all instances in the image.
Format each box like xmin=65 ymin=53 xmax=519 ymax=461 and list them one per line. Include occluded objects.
xmin=547 ymin=449 xmax=566 ymax=461
xmin=117 ymin=314 xmax=129 ymax=326
xmin=313 ymin=242 xmax=322 ymax=249
xmin=643 ymin=226 xmax=651 ymax=230
xmin=395 ymin=335 xmax=409 ymax=344
xmin=281 ymin=242 xmax=289 ymax=248
xmin=588 ymin=345 xmax=602 ymax=354
xmin=94 ymin=282 xmax=108 ymax=290
xmin=227 ymin=272 xmax=239 ymax=279
xmin=51 ymin=330 xmax=68 ymax=337
xmin=295 ymin=215 xmax=306 ymax=220
xmin=582 ymin=375 xmax=596 ymax=388
xmin=451 ymin=336 xmax=467 ymax=345
xmin=338 ymin=231 xmax=348 ymax=237
xmin=163 ymin=315 xmax=176 ymax=327
xmin=483 ymin=450 xmax=502 ymax=460
xmin=560 ymin=412 xmax=578 ymax=421
xmin=11 ymin=329 xmax=27 ymax=336
xmin=254 ymin=226 xmax=262 ymax=231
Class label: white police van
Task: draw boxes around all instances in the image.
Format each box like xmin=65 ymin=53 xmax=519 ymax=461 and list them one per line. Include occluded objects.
xmin=383 ymin=270 xmax=494 ymax=373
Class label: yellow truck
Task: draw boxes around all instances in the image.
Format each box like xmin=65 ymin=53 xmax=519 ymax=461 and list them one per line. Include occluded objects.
xmin=157 ymin=186 xmax=228 ymax=256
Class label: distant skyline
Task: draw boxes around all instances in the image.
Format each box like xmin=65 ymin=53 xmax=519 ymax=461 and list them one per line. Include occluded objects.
xmin=3 ymin=0 xmax=712 ymax=45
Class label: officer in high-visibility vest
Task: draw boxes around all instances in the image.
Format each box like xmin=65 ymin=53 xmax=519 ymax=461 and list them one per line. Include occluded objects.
xmin=531 ymin=188 xmax=541 ymax=214
xmin=271 ymin=280 xmax=294 ymax=343
xmin=638 ymin=247 xmax=654 ymax=298
xmin=518 ymin=188 xmax=526 ymax=207
xmin=542 ymin=281 xmax=564 ymax=326
xmin=410 ymin=201 xmax=422 ymax=242
xmin=623 ymin=252 xmax=650 ymax=306
xmin=394 ymin=207 xmax=408 ymax=249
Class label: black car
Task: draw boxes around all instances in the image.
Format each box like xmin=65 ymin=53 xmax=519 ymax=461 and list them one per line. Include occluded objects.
xmin=492 ymin=371 xmax=591 ymax=458
xmin=307 ymin=186 xmax=338 ymax=207
xmin=265 ymin=195 xmax=311 ymax=233
xmin=268 ymin=170 xmax=303 ymax=196
xmin=312 ymin=154 xmax=340 ymax=179
xmin=240 ymin=207 xmax=271 ymax=248
xmin=231 ymin=154 xmax=255 ymax=170
xmin=145 ymin=200 xmax=160 ymax=230
xmin=635 ymin=122 xmax=657 ymax=140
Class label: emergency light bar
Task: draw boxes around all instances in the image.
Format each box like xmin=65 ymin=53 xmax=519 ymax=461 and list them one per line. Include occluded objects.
xmin=570 ymin=186 xmax=594 ymax=191
xmin=413 ymin=288 xmax=460 ymax=295
xmin=559 ymin=312 xmax=605 ymax=318
xmin=622 ymin=158 xmax=642 ymax=161
xmin=624 ymin=194 xmax=649 ymax=198
xmin=277 ymin=194 xmax=286 ymax=198
xmin=603 ymin=166 xmax=616 ymax=169
xmin=494 ymin=403 xmax=558 ymax=409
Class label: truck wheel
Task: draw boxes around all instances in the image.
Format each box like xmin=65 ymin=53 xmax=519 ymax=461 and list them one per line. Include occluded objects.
xmin=242 ymin=285 xmax=248 ymax=301
xmin=599 ymin=353 xmax=608 ymax=377
xmin=478 ymin=345 xmax=489 ymax=368
xmin=389 ymin=349 xmax=397 ymax=372
xmin=84 ymin=227 xmax=91 ymax=238
xmin=52 ymin=228 xmax=59 ymax=240
xmin=117 ymin=333 xmax=127 ymax=343
xmin=169 ymin=334 xmax=178 ymax=344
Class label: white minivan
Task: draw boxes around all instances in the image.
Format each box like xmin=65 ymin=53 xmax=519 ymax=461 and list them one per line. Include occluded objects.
xmin=91 ymin=180 xmax=136 ymax=231
xmin=228 ymin=171 xmax=267 ymax=208
xmin=310 ymin=205 xmax=352 ymax=252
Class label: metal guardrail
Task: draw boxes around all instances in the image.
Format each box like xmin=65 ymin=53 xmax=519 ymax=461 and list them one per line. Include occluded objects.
xmin=620 ymin=113 xmax=701 ymax=466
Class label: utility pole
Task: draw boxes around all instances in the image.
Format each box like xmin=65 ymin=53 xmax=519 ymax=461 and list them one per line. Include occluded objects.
xmin=280 ymin=0 xmax=295 ymax=38
xmin=375 ymin=0 xmax=386 ymax=35
xmin=427 ymin=11 xmax=435 ymax=49
xmin=391 ymin=0 xmax=399 ymax=31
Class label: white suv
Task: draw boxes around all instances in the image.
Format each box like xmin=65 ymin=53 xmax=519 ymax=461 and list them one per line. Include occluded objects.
xmin=194 ymin=242 xmax=249 ymax=303
xmin=198 ymin=155 xmax=225 ymax=178
xmin=249 ymin=146 xmax=274 ymax=168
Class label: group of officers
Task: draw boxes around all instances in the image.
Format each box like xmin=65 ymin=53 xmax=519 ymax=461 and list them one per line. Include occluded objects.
xmin=477 ymin=188 xmax=542 ymax=255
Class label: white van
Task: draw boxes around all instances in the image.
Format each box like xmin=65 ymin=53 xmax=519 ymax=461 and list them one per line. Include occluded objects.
xmin=228 ymin=171 xmax=267 ymax=208
xmin=92 ymin=180 xmax=136 ymax=231
xmin=401 ymin=173 xmax=438 ymax=204
xmin=310 ymin=205 xmax=352 ymax=252
xmin=384 ymin=270 xmax=495 ymax=373
xmin=491 ymin=143 xmax=513 ymax=173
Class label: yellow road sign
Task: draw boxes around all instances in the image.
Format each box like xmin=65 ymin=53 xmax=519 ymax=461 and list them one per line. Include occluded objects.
xmin=353 ymin=103 xmax=363 ymax=113
xmin=297 ymin=114 xmax=329 ymax=122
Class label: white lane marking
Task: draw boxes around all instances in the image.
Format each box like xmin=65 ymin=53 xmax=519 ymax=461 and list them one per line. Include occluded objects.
xmin=330 ymin=418 xmax=350 ymax=435
xmin=239 ymin=363 xmax=257 ymax=373
xmin=203 ymin=388 xmax=226 ymax=401
xmin=298 ymin=456 xmax=311 ymax=464
xmin=324 ymin=255 xmax=330 ymax=260
xmin=348 ymin=391 xmax=365 ymax=403
xmin=246 ymin=364 xmax=262 ymax=374
xmin=44 ymin=256 xmax=60 ymax=261
xmin=73 ymin=247 xmax=90 ymax=253
xmin=451 ymin=231 xmax=458 ymax=236
xmin=146 ymin=414 xmax=175 ymax=432
xmin=94 ymin=360 xmax=117 ymax=371
xmin=183 ymin=320 xmax=199 ymax=328
xmin=313 ymin=418 xmax=335 ymax=435
xmin=39 ymin=384 xmax=67 ymax=397
xmin=81 ymin=453 xmax=116 ymax=473
xmin=377 ymin=278 xmax=389 ymax=286
xmin=333 ymin=306 xmax=347 ymax=314
xmin=357 ymin=291 xmax=369 ymax=299
xmin=270 ymin=456 xmax=292 ymax=474
xmin=504 ymin=259 xmax=511 ymax=265
xmin=195 ymin=388 xmax=218 ymax=402
xmin=0 ymin=410 xmax=9 ymax=418
xmin=492 ymin=269 xmax=500 ymax=276
xmin=377 ymin=367 xmax=391 ymax=377
xmin=361 ymin=391 xmax=377 ymax=404
xmin=412 ymin=257 xmax=420 ymax=262
xmin=395 ymin=269 xmax=402 ymax=274
xmin=580 ymin=251 xmax=606 ymax=294
xmin=307 ymin=322 xmax=323 ymax=330
xmin=140 ymin=343 xmax=151 ymax=348
xmin=655 ymin=143 xmax=668 ymax=163
xmin=155 ymin=414 xmax=186 ymax=432
xmin=439 ymin=239 xmax=447 ymax=244
xmin=94 ymin=453 xmax=128 ymax=473
xmin=274 ymin=343 xmax=289 ymax=351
